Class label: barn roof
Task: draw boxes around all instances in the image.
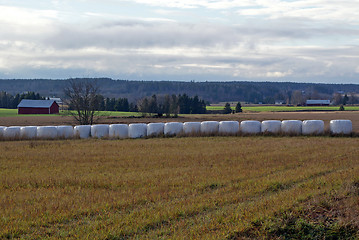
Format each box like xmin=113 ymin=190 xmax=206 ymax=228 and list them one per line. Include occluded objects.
xmin=17 ymin=99 xmax=57 ymax=108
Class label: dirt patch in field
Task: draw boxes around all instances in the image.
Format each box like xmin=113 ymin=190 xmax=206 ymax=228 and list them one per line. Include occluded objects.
xmin=1 ymin=111 xmax=358 ymax=132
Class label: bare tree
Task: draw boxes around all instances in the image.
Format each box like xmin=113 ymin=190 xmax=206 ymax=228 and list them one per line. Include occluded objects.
xmin=64 ymin=79 xmax=101 ymax=125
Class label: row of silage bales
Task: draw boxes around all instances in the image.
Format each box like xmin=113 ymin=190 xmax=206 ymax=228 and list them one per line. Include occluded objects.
xmin=109 ymin=124 xmax=128 ymax=139
xmin=330 ymin=120 xmax=352 ymax=135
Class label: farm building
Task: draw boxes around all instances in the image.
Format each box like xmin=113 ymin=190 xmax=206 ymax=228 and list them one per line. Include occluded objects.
xmin=306 ymin=100 xmax=330 ymax=106
xmin=17 ymin=99 xmax=59 ymax=114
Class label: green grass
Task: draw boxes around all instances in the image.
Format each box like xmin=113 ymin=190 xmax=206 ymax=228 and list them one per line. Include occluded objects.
xmin=1 ymin=137 xmax=358 ymax=239
xmin=0 ymin=108 xmax=142 ymax=117
xmin=206 ymin=105 xmax=359 ymax=112
xmin=0 ymin=108 xmax=18 ymax=117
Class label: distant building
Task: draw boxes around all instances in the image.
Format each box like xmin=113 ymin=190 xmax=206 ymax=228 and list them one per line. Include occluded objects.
xmin=49 ymin=97 xmax=62 ymax=105
xmin=17 ymin=100 xmax=59 ymax=114
xmin=306 ymin=100 xmax=330 ymax=106
xmin=275 ymin=100 xmax=285 ymax=105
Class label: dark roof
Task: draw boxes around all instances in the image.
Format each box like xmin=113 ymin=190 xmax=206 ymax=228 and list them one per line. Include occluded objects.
xmin=17 ymin=100 xmax=57 ymax=108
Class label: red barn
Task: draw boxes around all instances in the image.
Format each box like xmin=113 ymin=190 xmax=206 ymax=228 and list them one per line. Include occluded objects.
xmin=17 ymin=100 xmax=59 ymax=114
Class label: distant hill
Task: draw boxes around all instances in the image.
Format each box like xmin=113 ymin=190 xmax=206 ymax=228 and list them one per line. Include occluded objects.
xmin=1 ymin=78 xmax=358 ymax=104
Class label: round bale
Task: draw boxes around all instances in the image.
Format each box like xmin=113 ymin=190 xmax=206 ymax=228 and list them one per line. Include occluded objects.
xmin=74 ymin=125 xmax=91 ymax=139
xmin=128 ymin=123 xmax=147 ymax=138
xmin=147 ymin=123 xmax=165 ymax=137
xmin=91 ymin=124 xmax=109 ymax=139
xmin=302 ymin=120 xmax=324 ymax=135
xmin=183 ymin=122 xmax=201 ymax=136
xmin=281 ymin=120 xmax=302 ymax=135
xmin=164 ymin=122 xmax=183 ymax=136
xmin=57 ymin=126 xmax=74 ymax=139
xmin=20 ymin=126 xmax=37 ymax=139
xmin=240 ymin=121 xmax=261 ymax=134
xmin=4 ymin=126 xmax=21 ymax=140
xmin=201 ymin=121 xmax=219 ymax=135
xmin=109 ymin=124 xmax=129 ymax=139
xmin=219 ymin=121 xmax=239 ymax=135
xmin=37 ymin=126 xmax=58 ymax=139
xmin=261 ymin=120 xmax=282 ymax=134
xmin=330 ymin=120 xmax=352 ymax=135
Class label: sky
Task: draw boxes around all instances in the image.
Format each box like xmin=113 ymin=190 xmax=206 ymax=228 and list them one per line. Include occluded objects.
xmin=0 ymin=0 xmax=359 ymax=83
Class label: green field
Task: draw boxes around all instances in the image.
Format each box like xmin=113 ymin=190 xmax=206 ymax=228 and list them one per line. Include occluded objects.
xmin=1 ymin=137 xmax=358 ymax=239
xmin=207 ymin=105 xmax=359 ymax=112
xmin=0 ymin=109 xmax=142 ymax=117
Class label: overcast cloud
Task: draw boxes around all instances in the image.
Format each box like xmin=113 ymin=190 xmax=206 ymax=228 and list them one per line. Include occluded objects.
xmin=0 ymin=0 xmax=358 ymax=83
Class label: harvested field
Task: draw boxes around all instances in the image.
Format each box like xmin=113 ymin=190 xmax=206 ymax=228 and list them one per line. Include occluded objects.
xmin=1 ymin=137 xmax=359 ymax=239
xmin=1 ymin=111 xmax=359 ymax=132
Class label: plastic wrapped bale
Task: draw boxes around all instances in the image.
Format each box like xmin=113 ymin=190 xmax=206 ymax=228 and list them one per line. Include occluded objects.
xmin=20 ymin=126 xmax=37 ymax=139
xmin=57 ymin=126 xmax=74 ymax=139
xmin=91 ymin=124 xmax=109 ymax=139
xmin=128 ymin=123 xmax=147 ymax=138
xmin=183 ymin=122 xmax=201 ymax=135
xmin=240 ymin=121 xmax=261 ymax=134
xmin=281 ymin=120 xmax=302 ymax=135
xmin=0 ymin=126 xmax=6 ymax=138
xmin=330 ymin=120 xmax=352 ymax=135
xmin=219 ymin=121 xmax=239 ymax=135
xmin=302 ymin=120 xmax=324 ymax=135
xmin=4 ymin=126 xmax=21 ymax=139
xmin=201 ymin=121 xmax=219 ymax=135
xmin=164 ymin=122 xmax=183 ymax=136
xmin=147 ymin=123 xmax=165 ymax=137
xmin=74 ymin=125 xmax=91 ymax=139
xmin=37 ymin=126 xmax=58 ymax=139
xmin=109 ymin=124 xmax=129 ymax=139
xmin=261 ymin=120 xmax=282 ymax=134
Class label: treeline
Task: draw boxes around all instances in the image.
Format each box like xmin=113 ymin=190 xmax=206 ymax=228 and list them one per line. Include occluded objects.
xmin=2 ymin=79 xmax=359 ymax=104
xmin=0 ymin=91 xmax=44 ymax=109
xmin=138 ymin=94 xmax=206 ymax=115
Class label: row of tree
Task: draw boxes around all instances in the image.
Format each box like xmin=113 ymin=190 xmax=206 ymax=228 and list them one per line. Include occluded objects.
xmin=0 ymin=91 xmax=44 ymax=109
xmin=138 ymin=94 xmax=207 ymax=115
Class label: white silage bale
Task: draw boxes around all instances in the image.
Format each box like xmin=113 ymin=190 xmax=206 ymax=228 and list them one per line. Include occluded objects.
xmin=281 ymin=120 xmax=302 ymax=135
xmin=20 ymin=126 xmax=37 ymax=139
xmin=37 ymin=126 xmax=57 ymax=139
xmin=74 ymin=125 xmax=91 ymax=139
xmin=128 ymin=123 xmax=147 ymax=138
xmin=302 ymin=120 xmax=324 ymax=135
xmin=219 ymin=121 xmax=239 ymax=134
xmin=147 ymin=123 xmax=164 ymax=137
xmin=183 ymin=122 xmax=201 ymax=135
xmin=57 ymin=126 xmax=74 ymax=139
xmin=109 ymin=124 xmax=129 ymax=139
xmin=330 ymin=120 xmax=352 ymax=135
xmin=240 ymin=121 xmax=261 ymax=134
xmin=164 ymin=122 xmax=183 ymax=136
xmin=261 ymin=120 xmax=282 ymax=134
xmin=0 ymin=126 xmax=6 ymax=138
xmin=91 ymin=124 xmax=109 ymax=139
xmin=201 ymin=121 xmax=219 ymax=134
xmin=4 ymin=126 xmax=21 ymax=139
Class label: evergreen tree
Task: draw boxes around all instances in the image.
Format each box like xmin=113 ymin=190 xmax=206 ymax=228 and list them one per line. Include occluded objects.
xmin=224 ymin=102 xmax=232 ymax=114
xmin=235 ymin=102 xmax=242 ymax=113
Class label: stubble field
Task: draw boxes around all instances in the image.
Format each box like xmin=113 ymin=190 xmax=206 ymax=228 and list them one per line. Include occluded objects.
xmin=1 ymin=136 xmax=359 ymax=239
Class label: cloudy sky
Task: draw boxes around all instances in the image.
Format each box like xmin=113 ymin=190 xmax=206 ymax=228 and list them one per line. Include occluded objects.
xmin=0 ymin=0 xmax=359 ymax=83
